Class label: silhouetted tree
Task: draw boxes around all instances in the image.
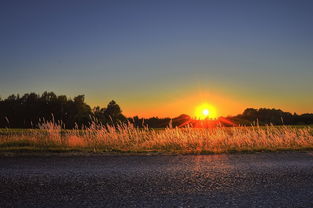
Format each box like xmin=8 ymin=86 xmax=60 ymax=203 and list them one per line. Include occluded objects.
xmin=91 ymin=100 xmax=129 ymax=126
xmin=242 ymin=108 xmax=258 ymax=121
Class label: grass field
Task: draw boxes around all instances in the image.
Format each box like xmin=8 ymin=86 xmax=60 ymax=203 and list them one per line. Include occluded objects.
xmin=0 ymin=122 xmax=313 ymax=154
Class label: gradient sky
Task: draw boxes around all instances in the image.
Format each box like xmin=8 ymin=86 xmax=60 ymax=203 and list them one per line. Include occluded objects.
xmin=1 ymin=0 xmax=313 ymax=117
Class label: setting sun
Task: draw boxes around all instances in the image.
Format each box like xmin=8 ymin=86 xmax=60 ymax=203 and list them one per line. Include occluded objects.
xmin=195 ymin=103 xmax=218 ymax=120
xmin=202 ymin=109 xmax=209 ymax=116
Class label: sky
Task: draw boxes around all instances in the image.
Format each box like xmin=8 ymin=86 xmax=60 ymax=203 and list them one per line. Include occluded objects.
xmin=0 ymin=0 xmax=313 ymax=118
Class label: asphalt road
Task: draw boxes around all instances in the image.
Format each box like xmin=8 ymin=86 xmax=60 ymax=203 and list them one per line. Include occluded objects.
xmin=1 ymin=153 xmax=313 ymax=208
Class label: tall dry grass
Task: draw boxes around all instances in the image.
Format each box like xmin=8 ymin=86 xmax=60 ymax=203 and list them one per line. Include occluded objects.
xmin=0 ymin=121 xmax=313 ymax=153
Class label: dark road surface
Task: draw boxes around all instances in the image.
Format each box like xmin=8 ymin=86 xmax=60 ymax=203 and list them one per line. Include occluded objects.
xmin=1 ymin=153 xmax=313 ymax=207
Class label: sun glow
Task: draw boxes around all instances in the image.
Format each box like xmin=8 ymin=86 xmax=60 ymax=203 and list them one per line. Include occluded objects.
xmin=202 ymin=109 xmax=209 ymax=116
xmin=195 ymin=103 xmax=218 ymax=120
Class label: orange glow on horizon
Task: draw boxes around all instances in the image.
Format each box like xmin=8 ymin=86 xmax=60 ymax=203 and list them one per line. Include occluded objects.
xmin=87 ymin=90 xmax=246 ymax=118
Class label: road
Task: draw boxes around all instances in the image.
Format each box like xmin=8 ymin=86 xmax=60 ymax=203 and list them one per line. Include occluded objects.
xmin=1 ymin=152 xmax=313 ymax=207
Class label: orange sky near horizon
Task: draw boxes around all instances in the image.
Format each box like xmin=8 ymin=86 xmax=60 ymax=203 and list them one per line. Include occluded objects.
xmin=86 ymin=88 xmax=313 ymax=118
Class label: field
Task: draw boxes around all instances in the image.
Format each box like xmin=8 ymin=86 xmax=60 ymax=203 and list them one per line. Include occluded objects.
xmin=1 ymin=122 xmax=313 ymax=154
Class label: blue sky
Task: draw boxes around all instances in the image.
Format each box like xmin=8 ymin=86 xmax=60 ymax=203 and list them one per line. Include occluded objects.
xmin=0 ymin=0 xmax=312 ymax=117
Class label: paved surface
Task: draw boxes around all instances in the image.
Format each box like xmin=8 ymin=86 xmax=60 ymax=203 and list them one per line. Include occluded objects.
xmin=1 ymin=153 xmax=313 ymax=207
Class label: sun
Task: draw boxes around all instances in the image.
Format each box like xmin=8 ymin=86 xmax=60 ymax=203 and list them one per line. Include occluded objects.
xmin=202 ymin=109 xmax=209 ymax=116
xmin=195 ymin=103 xmax=218 ymax=120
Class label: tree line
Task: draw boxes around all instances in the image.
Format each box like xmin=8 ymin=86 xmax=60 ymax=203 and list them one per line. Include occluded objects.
xmin=229 ymin=108 xmax=313 ymax=126
xmin=0 ymin=92 xmax=126 ymax=128
xmin=0 ymin=92 xmax=312 ymax=128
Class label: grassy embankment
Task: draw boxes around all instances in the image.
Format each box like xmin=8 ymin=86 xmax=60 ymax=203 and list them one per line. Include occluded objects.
xmin=1 ymin=122 xmax=313 ymax=154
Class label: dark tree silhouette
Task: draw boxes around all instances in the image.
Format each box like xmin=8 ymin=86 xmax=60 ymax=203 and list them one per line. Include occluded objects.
xmin=231 ymin=108 xmax=309 ymax=125
xmin=0 ymin=92 xmax=126 ymax=128
xmin=93 ymin=100 xmax=127 ymax=125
